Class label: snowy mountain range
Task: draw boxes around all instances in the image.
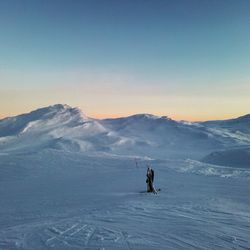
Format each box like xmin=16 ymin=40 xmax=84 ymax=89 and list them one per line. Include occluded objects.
xmin=1 ymin=104 xmax=250 ymax=166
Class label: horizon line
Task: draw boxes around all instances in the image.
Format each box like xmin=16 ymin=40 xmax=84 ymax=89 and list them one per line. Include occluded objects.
xmin=0 ymin=103 xmax=249 ymax=122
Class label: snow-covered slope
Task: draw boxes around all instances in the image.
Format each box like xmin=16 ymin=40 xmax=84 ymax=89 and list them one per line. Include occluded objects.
xmin=1 ymin=105 xmax=250 ymax=249
xmin=202 ymin=147 xmax=250 ymax=168
xmin=200 ymin=115 xmax=250 ymax=167
xmin=0 ymin=104 xmax=87 ymax=136
xmin=202 ymin=114 xmax=250 ymax=134
xmin=0 ymin=150 xmax=250 ymax=249
xmin=200 ymin=114 xmax=250 ymax=146
xmin=0 ymin=104 xmax=109 ymax=153
xmin=101 ymin=114 xmax=224 ymax=159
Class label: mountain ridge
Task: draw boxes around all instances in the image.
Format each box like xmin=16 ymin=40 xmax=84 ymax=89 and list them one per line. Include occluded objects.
xmin=1 ymin=104 xmax=250 ymax=165
xmin=1 ymin=103 xmax=249 ymax=123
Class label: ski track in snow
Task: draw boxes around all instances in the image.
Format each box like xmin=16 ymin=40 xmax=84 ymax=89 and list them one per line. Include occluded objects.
xmin=1 ymin=201 xmax=250 ymax=249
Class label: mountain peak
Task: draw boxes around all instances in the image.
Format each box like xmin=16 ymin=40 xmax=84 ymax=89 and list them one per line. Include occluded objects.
xmin=0 ymin=104 xmax=88 ymax=137
xmin=49 ymin=104 xmax=71 ymax=111
xmin=30 ymin=104 xmax=87 ymax=119
xmin=128 ymin=113 xmax=160 ymax=120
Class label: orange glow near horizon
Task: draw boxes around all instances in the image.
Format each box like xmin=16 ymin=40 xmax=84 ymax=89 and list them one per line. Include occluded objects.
xmin=0 ymin=107 xmax=243 ymax=122
xmin=1 ymin=68 xmax=250 ymax=123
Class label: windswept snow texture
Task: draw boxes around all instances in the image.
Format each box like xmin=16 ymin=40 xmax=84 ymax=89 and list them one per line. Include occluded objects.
xmin=0 ymin=104 xmax=250 ymax=249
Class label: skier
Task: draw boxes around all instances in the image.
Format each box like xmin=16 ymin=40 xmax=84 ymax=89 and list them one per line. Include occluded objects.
xmin=146 ymin=166 xmax=157 ymax=193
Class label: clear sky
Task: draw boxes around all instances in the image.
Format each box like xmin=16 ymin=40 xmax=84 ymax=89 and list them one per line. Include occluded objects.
xmin=1 ymin=0 xmax=250 ymax=121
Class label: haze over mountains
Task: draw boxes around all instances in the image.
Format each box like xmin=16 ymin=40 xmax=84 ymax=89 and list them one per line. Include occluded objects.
xmin=1 ymin=104 xmax=250 ymax=167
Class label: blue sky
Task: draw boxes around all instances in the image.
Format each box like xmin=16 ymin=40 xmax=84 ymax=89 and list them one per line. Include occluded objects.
xmin=1 ymin=0 xmax=250 ymax=120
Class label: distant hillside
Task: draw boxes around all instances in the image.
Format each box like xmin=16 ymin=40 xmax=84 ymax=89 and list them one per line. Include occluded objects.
xmin=0 ymin=104 xmax=250 ymax=163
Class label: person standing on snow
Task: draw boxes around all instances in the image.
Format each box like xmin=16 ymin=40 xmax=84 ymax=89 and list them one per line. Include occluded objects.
xmin=146 ymin=166 xmax=156 ymax=193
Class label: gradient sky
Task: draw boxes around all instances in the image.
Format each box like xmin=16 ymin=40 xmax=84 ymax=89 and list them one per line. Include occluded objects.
xmin=1 ymin=0 xmax=250 ymax=121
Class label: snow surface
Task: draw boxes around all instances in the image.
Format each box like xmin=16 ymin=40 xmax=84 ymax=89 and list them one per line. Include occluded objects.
xmin=0 ymin=104 xmax=250 ymax=249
